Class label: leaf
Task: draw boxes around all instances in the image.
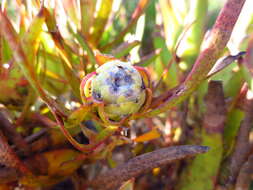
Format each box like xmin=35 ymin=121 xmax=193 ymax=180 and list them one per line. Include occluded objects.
xmin=133 ymin=127 xmax=161 ymax=142
xmin=119 ymin=179 xmax=135 ymax=190
xmin=177 ymin=0 xmax=208 ymax=66
xmin=44 ymin=8 xmax=81 ymax=99
xmin=177 ymin=133 xmax=223 ymax=190
xmin=159 ymin=0 xmax=185 ymax=50
xmin=0 ymin=8 xmax=59 ymax=111
xmin=90 ymin=0 xmax=113 ymax=45
xmin=207 ymin=51 xmax=246 ymax=78
xmin=68 ymin=26 xmax=98 ymax=66
xmin=223 ymin=109 xmax=245 ymax=158
xmin=80 ymin=0 xmax=97 ymax=36
xmin=65 ymin=105 xmax=92 ymax=128
xmin=21 ymin=8 xmax=46 ymax=63
xmin=100 ymin=0 xmax=150 ymax=51
xmin=62 ymin=0 xmax=80 ymax=27
xmin=20 ymin=149 xmax=83 ymax=187
xmin=153 ymin=34 xmax=178 ymax=88
xmin=94 ymin=50 xmax=116 ymax=65
xmin=134 ymin=48 xmax=161 ymax=67
xmin=112 ymin=40 xmax=140 ymax=58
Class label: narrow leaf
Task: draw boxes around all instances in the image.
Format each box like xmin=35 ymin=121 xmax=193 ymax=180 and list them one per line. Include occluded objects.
xmin=112 ymin=40 xmax=140 ymax=58
xmin=133 ymin=128 xmax=161 ymax=142
xmin=90 ymin=145 xmax=209 ymax=190
xmin=80 ymin=0 xmax=97 ymax=36
xmin=100 ymin=0 xmax=150 ymax=51
xmin=90 ymin=0 xmax=113 ymax=45
xmin=207 ymin=51 xmax=246 ymax=78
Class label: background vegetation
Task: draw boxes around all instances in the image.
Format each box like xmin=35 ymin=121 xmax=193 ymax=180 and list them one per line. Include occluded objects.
xmin=0 ymin=0 xmax=253 ymax=189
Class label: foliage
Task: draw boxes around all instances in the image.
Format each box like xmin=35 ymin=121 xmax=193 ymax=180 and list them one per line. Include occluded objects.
xmin=0 ymin=0 xmax=253 ymax=189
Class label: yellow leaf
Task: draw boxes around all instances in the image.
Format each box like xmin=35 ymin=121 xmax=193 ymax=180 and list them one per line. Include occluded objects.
xmin=119 ymin=178 xmax=135 ymax=190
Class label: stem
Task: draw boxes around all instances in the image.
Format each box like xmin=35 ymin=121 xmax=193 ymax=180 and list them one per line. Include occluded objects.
xmin=146 ymin=0 xmax=246 ymax=117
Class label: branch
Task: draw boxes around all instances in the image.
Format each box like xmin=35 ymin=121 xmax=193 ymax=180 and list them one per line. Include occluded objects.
xmin=89 ymin=145 xmax=209 ymax=190
xmin=146 ymin=0 xmax=246 ymax=116
xmin=225 ymin=89 xmax=253 ymax=185
xmin=235 ymin=154 xmax=253 ymax=190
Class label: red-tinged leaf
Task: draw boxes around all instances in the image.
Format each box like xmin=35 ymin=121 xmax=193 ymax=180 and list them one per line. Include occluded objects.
xmin=0 ymin=9 xmax=65 ymax=118
xmin=133 ymin=128 xmax=161 ymax=142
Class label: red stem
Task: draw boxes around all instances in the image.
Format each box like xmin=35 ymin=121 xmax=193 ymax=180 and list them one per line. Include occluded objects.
xmin=146 ymin=0 xmax=246 ymax=116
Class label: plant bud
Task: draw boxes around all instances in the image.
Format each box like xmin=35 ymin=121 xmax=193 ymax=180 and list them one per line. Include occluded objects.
xmin=89 ymin=60 xmax=146 ymax=119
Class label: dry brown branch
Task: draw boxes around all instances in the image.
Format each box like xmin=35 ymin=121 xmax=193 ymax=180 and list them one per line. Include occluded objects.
xmin=235 ymin=154 xmax=253 ymax=190
xmin=89 ymin=145 xmax=209 ymax=190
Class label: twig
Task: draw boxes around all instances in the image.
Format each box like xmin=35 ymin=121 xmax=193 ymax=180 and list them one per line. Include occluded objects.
xmin=89 ymin=145 xmax=209 ymax=190
xmin=146 ymin=0 xmax=246 ymax=116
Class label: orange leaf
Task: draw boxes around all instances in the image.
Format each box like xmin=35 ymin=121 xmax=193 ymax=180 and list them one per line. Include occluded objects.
xmin=133 ymin=128 xmax=161 ymax=142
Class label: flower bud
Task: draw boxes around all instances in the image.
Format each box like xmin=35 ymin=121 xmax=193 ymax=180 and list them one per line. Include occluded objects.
xmin=88 ymin=60 xmax=146 ymax=119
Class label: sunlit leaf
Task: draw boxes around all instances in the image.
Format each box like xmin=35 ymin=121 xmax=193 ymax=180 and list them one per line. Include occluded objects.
xmin=133 ymin=127 xmax=161 ymax=142
xmin=119 ymin=178 xmax=135 ymax=190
